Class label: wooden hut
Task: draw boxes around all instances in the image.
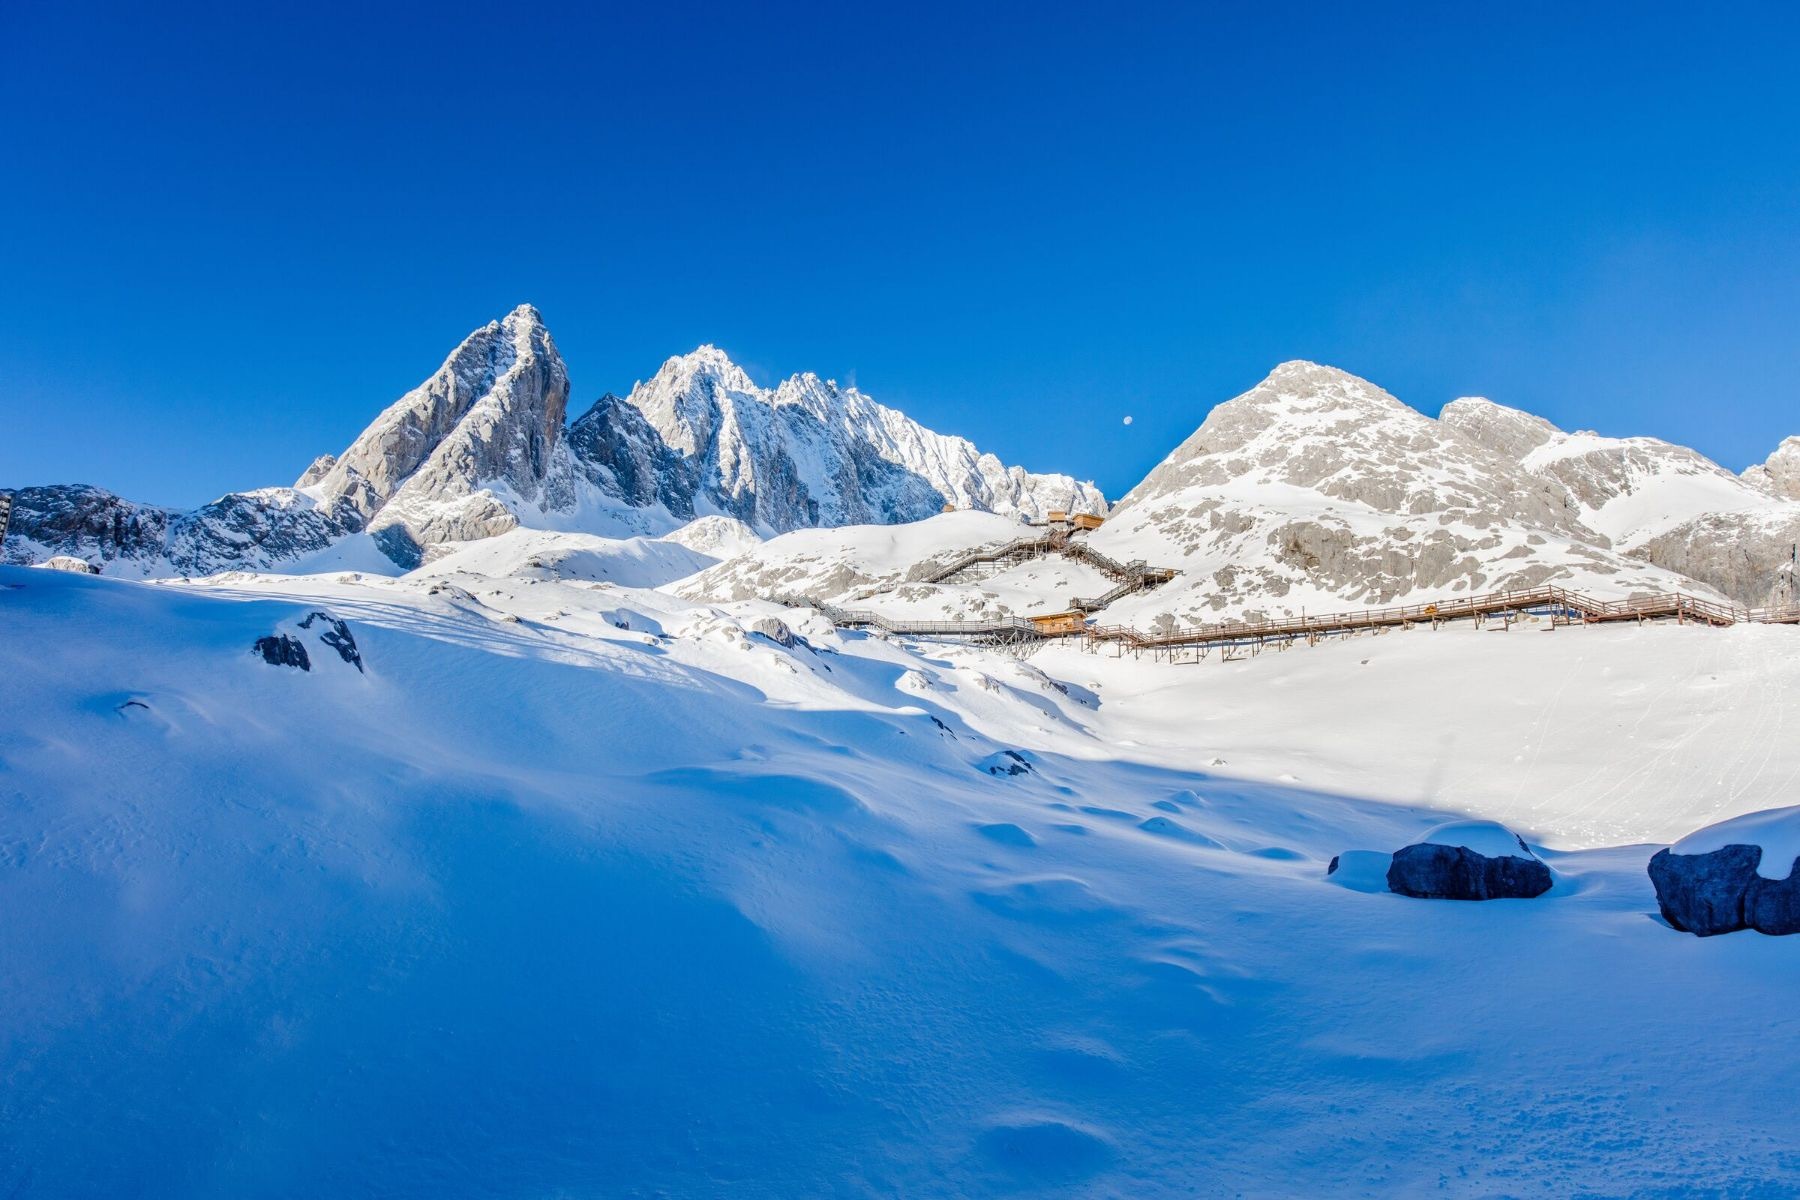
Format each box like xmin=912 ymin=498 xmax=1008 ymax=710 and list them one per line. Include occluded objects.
xmin=1069 ymin=513 xmax=1104 ymax=531
xmin=1028 ymin=611 xmax=1087 ymax=636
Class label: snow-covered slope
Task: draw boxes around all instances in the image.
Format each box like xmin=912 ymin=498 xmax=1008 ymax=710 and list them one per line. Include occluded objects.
xmin=1445 ymin=396 xmax=1800 ymax=606
xmin=1087 ymin=362 xmax=1704 ymax=626
xmin=675 ymin=509 xmax=1026 ymax=603
xmin=585 ymin=345 xmax=1105 ymax=534
xmin=8 ymin=563 xmax=1800 ymax=1196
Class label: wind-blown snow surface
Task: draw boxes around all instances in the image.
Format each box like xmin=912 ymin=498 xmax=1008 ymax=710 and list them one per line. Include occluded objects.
xmin=7 ymin=563 xmax=1800 ymax=1196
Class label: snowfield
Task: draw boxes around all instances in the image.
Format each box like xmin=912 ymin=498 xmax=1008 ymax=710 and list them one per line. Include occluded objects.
xmin=6 ymin=559 xmax=1800 ymax=1198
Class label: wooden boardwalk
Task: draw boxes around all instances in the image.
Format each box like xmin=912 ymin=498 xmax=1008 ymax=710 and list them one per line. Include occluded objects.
xmin=1083 ymin=586 xmax=1800 ymax=662
xmin=767 ymin=594 xmax=1051 ymax=647
xmin=772 ymin=583 xmax=1800 ymax=660
xmin=920 ymin=525 xmax=1176 ymax=611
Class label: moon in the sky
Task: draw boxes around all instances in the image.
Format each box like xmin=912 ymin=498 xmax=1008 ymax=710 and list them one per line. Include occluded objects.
xmin=1122 ymin=415 xmax=1133 ymax=426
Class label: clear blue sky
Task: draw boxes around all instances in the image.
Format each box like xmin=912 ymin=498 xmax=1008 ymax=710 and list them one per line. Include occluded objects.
xmin=3 ymin=1 xmax=1798 ymax=507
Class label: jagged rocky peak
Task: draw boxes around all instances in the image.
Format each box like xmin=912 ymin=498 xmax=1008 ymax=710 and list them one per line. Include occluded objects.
xmin=595 ymin=342 xmax=1104 ymax=533
xmin=1745 ymin=436 xmax=1800 ymax=500
xmin=303 ymin=303 xmax=577 ymax=566
xmin=629 ymin=345 xmax=760 ymax=458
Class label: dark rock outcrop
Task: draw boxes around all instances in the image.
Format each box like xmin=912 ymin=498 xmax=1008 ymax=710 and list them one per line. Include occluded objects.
xmin=298 ymin=611 xmax=363 ymax=672
xmin=1386 ymin=842 xmax=1553 ymax=901
xmin=252 ymin=612 xmax=362 ymax=674
xmin=984 ymin=750 xmax=1034 ymax=777
xmin=254 ymin=634 xmax=311 ymax=671
xmin=1648 ymin=844 xmax=1800 ymax=936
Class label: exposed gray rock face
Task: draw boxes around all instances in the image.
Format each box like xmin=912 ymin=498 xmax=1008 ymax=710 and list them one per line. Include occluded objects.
xmin=1636 ymin=510 xmax=1800 ymax=610
xmin=295 ymin=454 xmax=338 ymax=488
xmin=612 ymin=346 xmax=1105 ymax=533
xmin=567 ymin=392 xmax=699 ymax=517
xmin=1446 ymin=396 xmax=1800 ymax=606
xmin=1437 ymin=396 xmax=1562 ymax=461
xmin=1744 ymin=437 xmax=1800 ymax=500
xmin=1648 ymin=845 xmax=1800 ymax=936
xmin=303 ymin=304 xmax=576 ymax=567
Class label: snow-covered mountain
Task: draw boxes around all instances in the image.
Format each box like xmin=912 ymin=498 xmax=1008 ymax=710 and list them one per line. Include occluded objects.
xmin=1444 ymin=396 xmax=1800 ymax=607
xmin=682 ymin=361 xmax=1799 ymax=624
xmin=574 ymin=345 xmax=1105 ymax=532
xmin=2 ymin=307 xmax=1102 ymax=574
xmin=1082 ymin=362 xmax=1706 ymax=626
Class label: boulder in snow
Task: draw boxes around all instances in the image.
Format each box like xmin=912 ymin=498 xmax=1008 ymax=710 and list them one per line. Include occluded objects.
xmin=749 ymin=616 xmax=798 ymax=648
xmin=254 ymin=634 xmax=311 ymax=671
xmin=37 ymin=555 xmax=99 ymax=574
xmin=1384 ymin=820 xmax=1552 ymax=901
xmin=1648 ymin=806 xmax=1800 ymax=936
xmin=981 ymin=750 xmax=1035 ymax=777
xmin=252 ymin=610 xmax=364 ymax=675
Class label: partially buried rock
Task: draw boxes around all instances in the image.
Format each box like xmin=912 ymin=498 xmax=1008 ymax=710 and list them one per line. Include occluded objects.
xmin=254 ymin=634 xmax=311 ymax=671
xmin=297 ymin=611 xmax=363 ymax=672
xmin=1384 ymin=820 xmax=1552 ymax=901
xmin=749 ymin=616 xmax=797 ymax=648
xmin=251 ymin=610 xmax=364 ymax=674
xmin=38 ymin=556 xmax=99 ymax=574
xmin=1649 ymin=805 xmax=1800 ymax=936
xmin=981 ymin=750 xmax=1035 ymax=777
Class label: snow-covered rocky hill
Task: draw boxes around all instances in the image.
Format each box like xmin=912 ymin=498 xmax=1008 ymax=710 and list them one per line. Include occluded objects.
xmin=1 ymin=307 xmax=1101 ymax=575
xmin=1444 ymin=396 xmax=1800 ymax=607
xmin=1082 ymin=361 xmax=1705 ymax=627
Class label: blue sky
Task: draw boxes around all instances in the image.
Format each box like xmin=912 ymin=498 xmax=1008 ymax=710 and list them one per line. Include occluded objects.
xmin=3 ymin=1 xmax=1798 ymax=507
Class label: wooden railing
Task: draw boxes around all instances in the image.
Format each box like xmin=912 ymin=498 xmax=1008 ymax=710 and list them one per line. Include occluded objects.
xmin=768 ymin=594 xmax=1048 ymax=641
xmin=771 ymin=582 xmax=1799 ymax=655
xmin=919 ymin=529 xmax=1178 ymax=613
xmin=1084 ymin=584 xmax=1774 ymax=651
